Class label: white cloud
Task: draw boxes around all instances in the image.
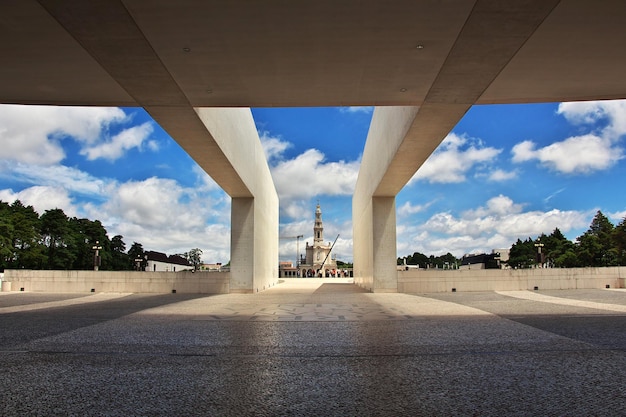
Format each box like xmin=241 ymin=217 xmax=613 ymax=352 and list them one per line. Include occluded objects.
xmin=608 ymin=210 xmax=626 ymax=224
xmin=91 ymin=177 xmax=231 ymax=262
xmin=271 ymin=149 xmax=360 ymax=200
xmin=410 ymin=133 xmax=501 ymax=184
xmin=80 ymin=122 xmax=154 ymax=161
xmin=398 ymin=195 xmax=590 ymax=257
xmin=0 ymin=170 xmax=232 ymax=262
xmin=512 ymin=99 xmax=626 ymax=175
xmin=511 ymin=134 xmax=623 ymax=174
xmin=259 ymin=131 xmax=292 ymax=161
xmin=0 ymin=104 xmax=128 ymax=165
xmin=0 ymin=185 xmax=77 ymax=217
xmin=557 ymin=99 xmax=626 ymax=140
xmin=0 ymin=161 xmax=112 ymax=198
xmin=339 ymin=106 xmax=374 ymax=114
xmin=487 ymin=168 xmax=518 ymax=182
xmin=397 ymin=200 xmax=433 ymax=217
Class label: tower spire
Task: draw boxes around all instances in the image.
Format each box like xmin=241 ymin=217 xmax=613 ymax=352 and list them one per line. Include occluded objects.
xmin=314 ymin=202 xmax=324 ymax=245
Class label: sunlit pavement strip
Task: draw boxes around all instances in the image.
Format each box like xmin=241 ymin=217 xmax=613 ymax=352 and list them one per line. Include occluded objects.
xmin=0 ymin=293 xmax=132 ymax=314
xmin=139 ymin=280 xmax=492 ymax=321
xmin=496 ymin=290 xmax=626 ymax=313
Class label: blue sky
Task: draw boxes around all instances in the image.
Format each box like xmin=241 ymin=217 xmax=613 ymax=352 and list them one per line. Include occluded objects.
xmin=1 ymin=100 xmax=625 ymax=264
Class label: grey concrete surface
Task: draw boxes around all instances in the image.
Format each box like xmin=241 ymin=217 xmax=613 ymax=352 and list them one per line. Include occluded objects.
xmin=0 ymin=280 xmax=624 ymax=416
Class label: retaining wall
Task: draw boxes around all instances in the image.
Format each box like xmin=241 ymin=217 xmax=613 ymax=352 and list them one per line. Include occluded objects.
xmin=2 ymin=270 xmax=229 ymax=294
xmin=398 ymin=267 xmax=626 ymax=293
xmin=3 ymin=267 xmax=625 ymax=294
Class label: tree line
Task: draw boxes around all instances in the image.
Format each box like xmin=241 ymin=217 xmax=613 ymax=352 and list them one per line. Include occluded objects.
xmin=507 ymin=210 xmax=626 ymax=268
xmin=399 ymin=210 xmax=626 ymax=269
xmin=0 ymin=200 xmax=203 ymax=271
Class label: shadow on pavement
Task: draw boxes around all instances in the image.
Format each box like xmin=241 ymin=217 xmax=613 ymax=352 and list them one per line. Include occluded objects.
xmin=0 ymin=293 xmax=211 ymax=348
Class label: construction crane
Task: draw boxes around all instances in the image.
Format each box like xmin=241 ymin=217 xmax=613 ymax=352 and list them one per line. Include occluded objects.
xmin=279 ymin=234 xmax=304 ymax=268
xmin=319 ymin=234 xmax=340 ymax=274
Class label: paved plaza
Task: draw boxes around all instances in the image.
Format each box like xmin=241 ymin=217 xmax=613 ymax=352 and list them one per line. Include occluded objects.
xmin=0 ymin=279 xmax=624 ymax=416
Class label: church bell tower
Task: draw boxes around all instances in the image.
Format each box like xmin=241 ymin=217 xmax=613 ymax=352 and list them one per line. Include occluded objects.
xmin=314 ymin=202 xmax=324 ymax=245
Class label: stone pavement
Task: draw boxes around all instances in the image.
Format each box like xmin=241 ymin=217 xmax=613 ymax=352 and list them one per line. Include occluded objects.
xmin=0 ymin=279 xmax=624 ymax=416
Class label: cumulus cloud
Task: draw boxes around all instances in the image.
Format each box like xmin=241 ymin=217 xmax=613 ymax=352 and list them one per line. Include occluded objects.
xmin=512 ymin=99 xmax=626 ymax=174
xmin=80 ymin=122 xmax=154 ymax=161
xmin=0 ymin=186 xmax=77 ymax=217
xmin=0 ymin=161 xmax=112 ymax=198
xmin=512 ymin=134 xmax=623 ymax=174
xmin=410 ymin=133 xmax=501 ymax=184
xmin=259 ymin=131 xmax=291 ymax=161
xmin=398 ymin=195 xmax=590 ymax=257
xmin=271 ymin=149 xmax=360 ymax=200
xmin=0 ymin=104 xmax=155 ymax=164
xmin=90 ymin=176 xmax=231 ymax=261
xmin=557 ymin=99 xmax=626 ymax=140
xmin=0 ymin=171 xmax=231 ymax=262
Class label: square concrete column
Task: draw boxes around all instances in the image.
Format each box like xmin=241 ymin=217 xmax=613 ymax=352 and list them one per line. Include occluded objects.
xmin=352 ymin=196 xmax=398 ymax=292
xmin=230 ymin=197 xmax=255 ymax=293
xmin=230 ymin=195 xmax=279 ymax=293
xmin=372 ymin=197 xmax=398 ymax=292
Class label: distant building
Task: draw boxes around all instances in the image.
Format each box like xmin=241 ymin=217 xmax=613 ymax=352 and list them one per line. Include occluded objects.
xmin=279 ymin=203 xmax=348 ymax=278
xmin=201 ymin=263 xmax=225 ymax=272
xmin=460 ymin=253 xmax=499 ymax=270
xmin=301 ymin=203 xmax=339 ymax=277
xmin=492 ymin=249 xmax=510 ymax=268
xmin=145 ymin=251 xmax=192 ymax=272
xmin=279 ymin=261 xmax=298 ymax=277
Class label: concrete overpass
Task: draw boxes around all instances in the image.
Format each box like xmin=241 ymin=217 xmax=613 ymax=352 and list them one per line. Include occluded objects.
xmin=2 ymin=1 xmax=626 ymax=292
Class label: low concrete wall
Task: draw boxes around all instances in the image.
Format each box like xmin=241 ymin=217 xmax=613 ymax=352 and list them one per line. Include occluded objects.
xmin=398 ymin=267 xmax=626 ymax=293
xmin=3 ymin=270 xmax=230 ymax=294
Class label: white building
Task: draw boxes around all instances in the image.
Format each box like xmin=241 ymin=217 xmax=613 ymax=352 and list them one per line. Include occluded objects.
xmin=300 ymin=203 xmax=338 ymax=277
xmin=145 ymin=251 xmax=192 ymax=272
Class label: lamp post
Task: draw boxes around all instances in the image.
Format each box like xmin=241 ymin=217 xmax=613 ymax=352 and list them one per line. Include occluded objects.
xmin=92 ymin=241 xmax=102 ymax=271
xmin=295 ymin=235 xmax=303 ymax=269
xmin=534 ymin=240 xmax=545 ymax=268
xmin=134 ymin=257 xmax=143 ymax=271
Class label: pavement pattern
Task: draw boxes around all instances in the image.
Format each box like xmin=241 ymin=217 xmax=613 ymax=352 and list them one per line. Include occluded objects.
xmin=0 ymin=279 xmax=624 ymax=416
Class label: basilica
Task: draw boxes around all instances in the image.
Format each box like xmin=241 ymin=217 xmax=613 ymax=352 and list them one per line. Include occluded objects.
xmin=300 ymin=203 xmax=338 ymax=276
xmin=279 ymin=203 xmax=340 ymax=277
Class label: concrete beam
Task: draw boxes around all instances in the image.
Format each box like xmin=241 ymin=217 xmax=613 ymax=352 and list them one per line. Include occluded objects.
xmin=38 ymin=0 xmax=278 ymax=292
xmin=353 ymin=0 xmax=559 ymax=291
xmin=195 ymin=109 xmax=279 ymax=293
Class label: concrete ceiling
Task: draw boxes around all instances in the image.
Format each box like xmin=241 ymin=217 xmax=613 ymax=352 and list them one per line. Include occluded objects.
xmin=2 ymin=0 xmax=626 ymax=108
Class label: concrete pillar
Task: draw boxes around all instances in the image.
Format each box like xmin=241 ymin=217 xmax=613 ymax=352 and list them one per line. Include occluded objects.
xmin=194 ymin=108 xmax=279 ymax=293
xmin=230 ymin=198 xmax=255 ymax=292
xmin=353 ymin=106 xmax=420 ymax=292
xmin=372 ymin=197 xmax=398 ymax=292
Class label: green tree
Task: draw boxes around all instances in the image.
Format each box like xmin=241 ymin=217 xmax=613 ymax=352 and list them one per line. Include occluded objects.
xmin=434 ymin=252 xmax=459 ymax=269
xmin=10 ymin=201 xmax=45 ymax=269
xmin=40 ymin=208 xmax=75 ymax=269
xmin=68 ymin=218 xmax=110 ymax=270
xmin=397 ymin=252 xmax=429 ymax=268
xmin=128 ymin=242 xmax=147 ymax=271
xmin=0 ymin=201 xmax=13 ymax=269
xmin=110 ymin=235 xmax=131 ymax=270
xmin=576 ymin=211 xmax=616 ymax=266
xmin=543 ymin=228 xmax=577 ymax=267
xmin=507 ymin=238 xmax=536 ymax=268
xmin=185 ymin=248 xmax=203 ymax=271
xmin=614 ymin=216 xmax=626 ymax=265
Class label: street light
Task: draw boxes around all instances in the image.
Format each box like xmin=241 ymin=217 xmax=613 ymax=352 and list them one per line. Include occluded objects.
xmin=295 ymin=235 xmax=303 ymax=269
xmin=534 ymin=240 xmax=545 ymax=268
xmin=92 ymin=241 xmax=102 ymax=271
